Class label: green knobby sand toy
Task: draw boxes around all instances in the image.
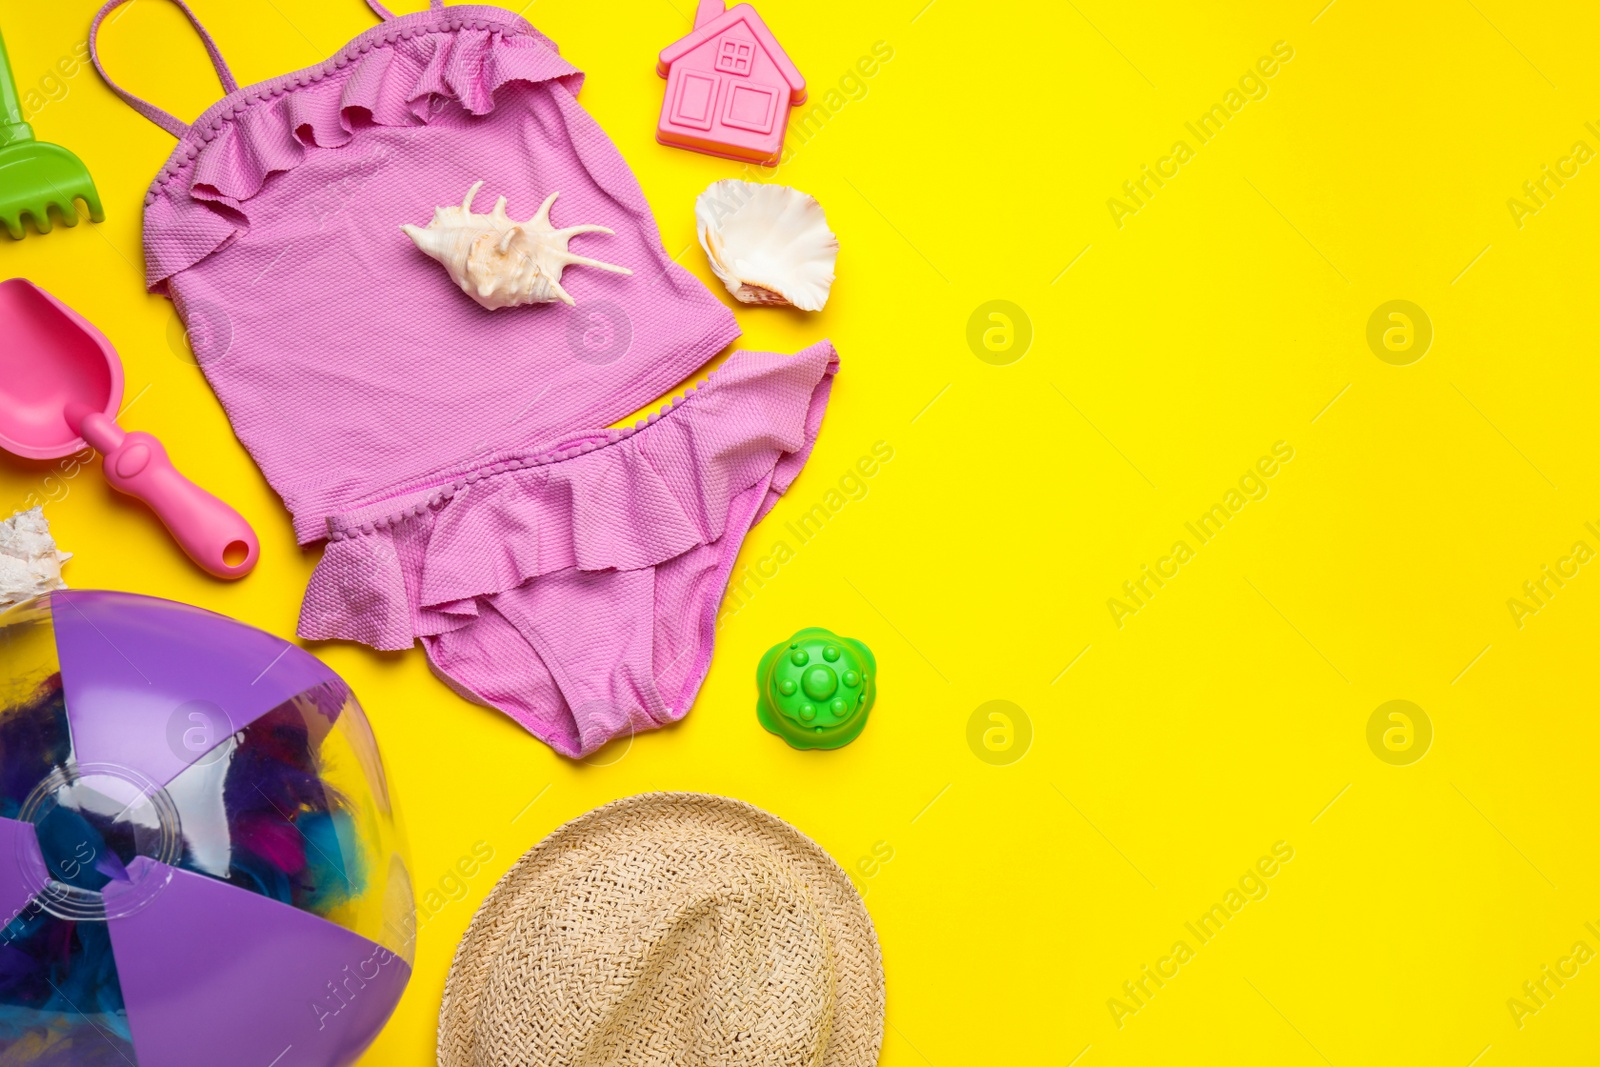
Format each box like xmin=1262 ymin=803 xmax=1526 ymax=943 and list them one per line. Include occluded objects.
xmin=757 ymin=627 xmax=876 ymax=750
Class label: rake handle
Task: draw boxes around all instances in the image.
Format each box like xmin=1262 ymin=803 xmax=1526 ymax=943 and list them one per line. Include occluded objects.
xmin=0 ymin=27 xmax=34 ymax=147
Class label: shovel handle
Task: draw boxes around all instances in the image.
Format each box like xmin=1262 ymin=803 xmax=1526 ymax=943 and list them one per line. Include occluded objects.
xmin=73 ymin=408 xmax=260 ymax=579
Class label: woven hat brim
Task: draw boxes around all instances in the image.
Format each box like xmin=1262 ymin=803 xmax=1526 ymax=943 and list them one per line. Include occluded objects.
xmin=437 ymin=792 xmax=885 ymax=1067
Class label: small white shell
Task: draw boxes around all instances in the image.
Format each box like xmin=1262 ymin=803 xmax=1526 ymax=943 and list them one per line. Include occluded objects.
xmin=695 ymin=180 xmax=838 ymax=312
xmin=0 ymin=507 xmax=70 ymax=611
xmin=402 ymin=182 xmax=632 ymax=310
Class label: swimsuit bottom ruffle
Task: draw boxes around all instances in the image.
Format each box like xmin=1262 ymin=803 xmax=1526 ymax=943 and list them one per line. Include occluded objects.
xmin=297 ymin=340 xmax=839 ymax=652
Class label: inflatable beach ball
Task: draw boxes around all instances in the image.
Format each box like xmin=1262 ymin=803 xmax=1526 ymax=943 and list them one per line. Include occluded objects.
xmin=0 ymin=591 xmax=413 ymax=1067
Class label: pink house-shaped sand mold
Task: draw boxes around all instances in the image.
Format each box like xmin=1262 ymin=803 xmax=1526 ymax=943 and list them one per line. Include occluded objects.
xmin=656 ymin=0 xmax=807 ymax=166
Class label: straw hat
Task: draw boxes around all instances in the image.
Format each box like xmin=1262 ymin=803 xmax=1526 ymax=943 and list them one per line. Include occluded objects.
xmin=437 ymin=792 xmax=885 ymax=1067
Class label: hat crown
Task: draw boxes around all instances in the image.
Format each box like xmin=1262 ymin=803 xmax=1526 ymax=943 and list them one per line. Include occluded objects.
xmin=440 ymin=794 xmax=883 ymax=1067
xmin=476 ymin=825 xmax=836 ymax=1067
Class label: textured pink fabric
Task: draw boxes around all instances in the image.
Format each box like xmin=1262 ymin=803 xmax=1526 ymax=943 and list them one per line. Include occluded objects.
xmin=125 ymin=4 xmax=740 ymax=542
xmin=299 ymin=341 xmax=839 ymax=757
xmin=100 ymin=1 xmax=840 ymax=755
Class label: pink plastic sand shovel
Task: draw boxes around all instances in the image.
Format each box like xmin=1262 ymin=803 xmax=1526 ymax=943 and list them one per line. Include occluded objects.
xmin=0 ymin=278 xmax=259 ymax=578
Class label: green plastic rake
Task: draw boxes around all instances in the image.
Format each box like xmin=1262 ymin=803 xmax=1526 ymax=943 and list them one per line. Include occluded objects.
xmin=0 ymin=26 xmax=103 ymax=239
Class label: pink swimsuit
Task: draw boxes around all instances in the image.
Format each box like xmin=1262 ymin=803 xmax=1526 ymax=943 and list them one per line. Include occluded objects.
xmin=92 ymin=0 xmax=837 ymax=757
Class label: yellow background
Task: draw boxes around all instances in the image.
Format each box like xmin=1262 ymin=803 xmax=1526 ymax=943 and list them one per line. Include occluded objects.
xmin=3 ymin=0 xmax=1599 ymax=1062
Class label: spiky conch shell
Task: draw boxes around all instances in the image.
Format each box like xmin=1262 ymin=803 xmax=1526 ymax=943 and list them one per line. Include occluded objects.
xmin=402 ymin=182 xmax=632 ymax=310
xmin=0 ymin=506 xmax=70 ymax=610
xmin=694 ymin=180 xmax=838 ymax=312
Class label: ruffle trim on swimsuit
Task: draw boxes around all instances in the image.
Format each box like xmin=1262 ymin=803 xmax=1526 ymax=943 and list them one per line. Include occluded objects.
xmin=141 ymin=6 xmax=581 ymax=288
xmin=297 ymin=340 xmax=840 ymax=652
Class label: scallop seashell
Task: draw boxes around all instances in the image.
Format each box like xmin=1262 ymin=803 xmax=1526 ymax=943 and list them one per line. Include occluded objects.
xmin=402 ymin=181 xmax=632 ymax=310
xmin=694 ymin=180 xmax=838 ymax=312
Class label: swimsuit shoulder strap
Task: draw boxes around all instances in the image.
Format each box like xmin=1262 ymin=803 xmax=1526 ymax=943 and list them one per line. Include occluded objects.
xmin=364 ymin=0 xmax=446 ymax=21
xmin=89 ymin=0 xmax=448 ymax=138
xmin=89 ymin=0 xmax=239 ymax=138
